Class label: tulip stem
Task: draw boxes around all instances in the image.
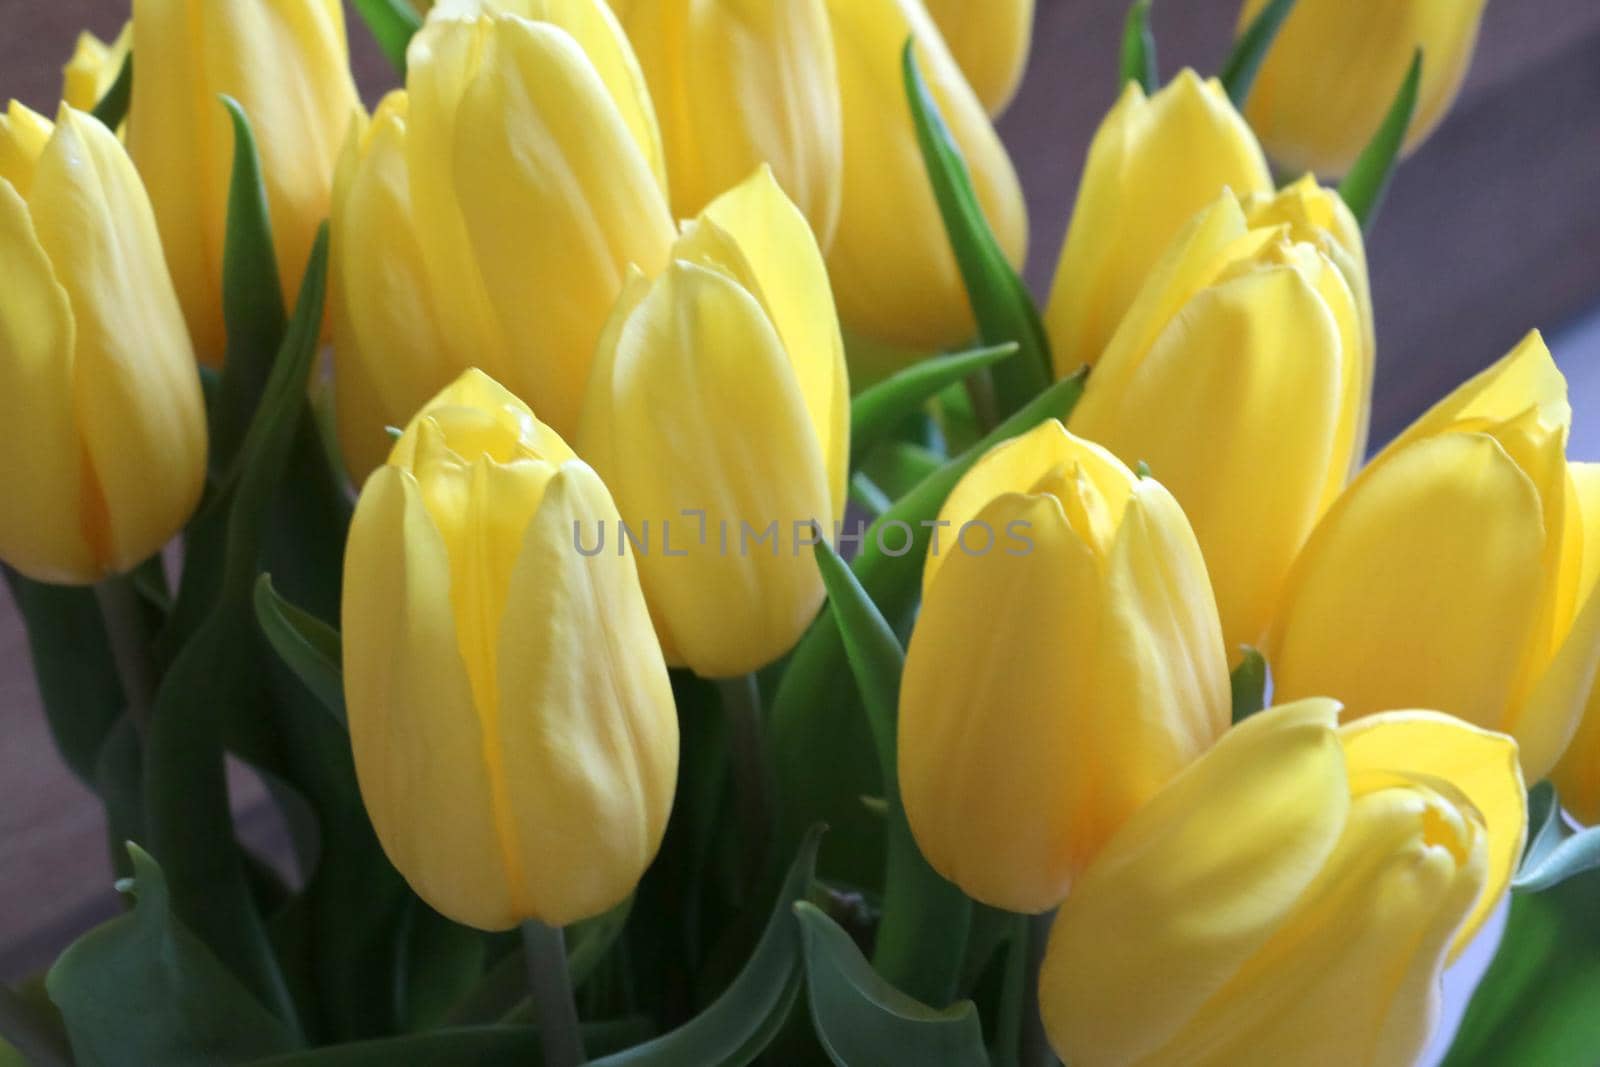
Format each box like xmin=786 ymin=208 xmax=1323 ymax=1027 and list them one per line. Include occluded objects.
xmin=521 ymin=920 xmax=585 ymax=1067
xmin=719 ymin=674 xmax=771 ymax=897
xmin=95 ymin=575 xmax=159 ymax=728
xmin=1019 ymin=912 xmax=1054 ymax=1067
xmin=964 ymin=369 xmax=1001 ymax=435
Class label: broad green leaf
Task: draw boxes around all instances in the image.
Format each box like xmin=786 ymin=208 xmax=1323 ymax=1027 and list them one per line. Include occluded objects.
xmin=90 ymin=53 xmax=132 ymax=131
xmin=903 ymin=43 xmax=1051 ymax=416
xmin=1517 ymin=825 xmax=1600 ymax=893
xmin=1219 ymin=0 xmax=1297 ymax=108
xmin=254 ymin=574 xmax=345 ymax=724
xmin=851 ymin=344 xmax=1017 ymax=469
xmin=1230 ymin=647 xmax=1268 ymax=723
xmin=1119 ymin=0 xmax=1157 ymax=93
xmin=771 ymin=371 xmax=1087 ymax=889
xmin=244 ymin=1018 xmax=654 ymax=1066
xmin=796 ymin=903 xmax=988 ymax=1067
xmin=46 ymin=846 xmax=300 ymax=1066
xmin=351 ymin=0 xmax=423 ymax=76
xmin=1338 ymin=51 xmax=1422 ymax=231
xmin=588 ymin=828 xmax=825 ymax=1067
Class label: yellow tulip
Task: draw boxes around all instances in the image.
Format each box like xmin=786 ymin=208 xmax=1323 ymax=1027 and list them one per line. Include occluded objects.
xmin=610 ymin=0 xmax=843 ymax=246
xmin=127 ymin=0 xmax=359 ymax=364
xmin=897 ymin=420 xmax=1231 ymax=913
xmin=400 ymin=4 xmax=674 ymax=442
xmin=1554 ymin=467 xmax=1600 ymax=821
xmin=1044 ymin=70 xmax=1272 ymax=376
xmin=343 ymin=369 xmax=678 ymax=931
xmin=1239 ymin=0 xmax=1488 ymax=177
xmin=1041 ymin=699 xmax=1525 ymax=1067
xmin=823 ymin=0 xmax=1028 ymax=352
xmin=918 ymin=0 xmax=1034 ymax=116
xmin=1069 ymin=184 xmax=1372 ymax=655
xmin=1270 ymin=333 xmax=1600 ymax=781
xmin=0 ymin=103 xmax=206 ymax=585
xmin=62 ymin=23 xmax=132 ymax=113
xmin=580 ymin=167 xmax=849 ymax=679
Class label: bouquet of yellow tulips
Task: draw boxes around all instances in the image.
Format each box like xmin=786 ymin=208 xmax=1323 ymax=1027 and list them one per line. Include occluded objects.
xmin=3 ymin=0 xmax=1596 ymax=1064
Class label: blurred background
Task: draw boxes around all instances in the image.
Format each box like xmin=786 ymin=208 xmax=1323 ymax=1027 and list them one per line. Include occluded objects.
xmin=3 ymin=0 xmax=1599 ymax=1010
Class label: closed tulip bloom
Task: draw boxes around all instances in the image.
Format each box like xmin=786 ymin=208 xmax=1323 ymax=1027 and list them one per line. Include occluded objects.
xmin=330 ymin=91 xmax=456 ymax=482
xmin=919 ymin=0 xmax=1034 ymax=116
xmin=898 ymin=421 xmax=1231 ymax=913
xmin=1239 ymin=0 xmax=1488 ymax=177
xmin=610 ymin=0 xmax=842 ymax=246
xmin=404 ymin=4 xmax=674 ymax=441
xmin=1270 ymin=333 xmax=1600 ymax=781
xmin=1045 ymin=70 xmax=1272 ymax=376
xmin=1553 ymin=467 xmax=1600 ymax=821
xmin=0 ymin=103 xmax=206 ymax=585
xmin=344 ymin=369 xmax=678 ymax=930
xmin=1070 ymin=186 xmax=1372 ymax=654
xmin=1041 ymin=699 xmax=1525 ymax=1067
xmin=127 ymin=0 xmax=359 ymax=363
xmin=61 ymin=23 xmax=131 ymax=113
xmin=580 ymin=167 xmax=848 ymax=679
xmin=823 ymin=0 xmax=1027 ymax=352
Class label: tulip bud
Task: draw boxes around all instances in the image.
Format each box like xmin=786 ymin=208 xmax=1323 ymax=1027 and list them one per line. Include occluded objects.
xmin=1044 ymin=70 xmax=1272 ymax=376
xmin=400 ymin=5 xmax=675 ymax=442
xmin=1069 ymin=185 xmax=1372 ymax=654
xmin=0 ymin=103 xmax=206 ymax=586
xmin=343 ymin=369 xmax=679 ymax=931
xmin=1041 ymin=699 xmax=1525 ymax=1067
xmin=127 ymin=0 xmax=359 ymax=363
xmin=1239 ymin=0 xmax=1488 ymax=177
xmin=897 ymin=420 xmax=1231 ymax=913
xmin=61 ymin=23 xmax=131 ymax=113
xmin=1554 ymin=466 xmax=1600 ymax=821
xmin=822 ymin=0 xmax=1028 ymax=352
xmin=580 ymin=167 xmax=849 ymax=679
xmin=918 ymin=0 xmax=1034 ymax=116
xmin=610 ymin=0 xmax=843 ymax=247
xmin=1270 ymin=333 xmax=1600 ymax=781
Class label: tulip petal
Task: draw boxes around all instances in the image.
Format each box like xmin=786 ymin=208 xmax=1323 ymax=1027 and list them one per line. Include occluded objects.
xmin=494 ymin=462 xmax=678 ymax=926
xmin=1040 ymin=698 xmax=1349 ymax=1066
xmin=343 ymin=467 xmax=516 ymax=930
xmin=1339 ymin=710 xmax=1525 ymax=958
xmin=921 ymin=0 xmax=1033 ymax=116
xmin=1270 ymin=433 xmax=1547 ymax=754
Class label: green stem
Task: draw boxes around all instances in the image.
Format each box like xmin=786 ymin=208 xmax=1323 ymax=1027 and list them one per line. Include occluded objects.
xmin=718 ymin=674 xmax=770 ymax=898
xmin=94 ymin=575 xmax=157 ymax=729
xmin=521 ymin=920 xmax=584 ymax=1067
xmin=0 ymin=984 xmax=71 ymax=1067
xmin=1019 ymin=912 xmax=1055 ymax=1067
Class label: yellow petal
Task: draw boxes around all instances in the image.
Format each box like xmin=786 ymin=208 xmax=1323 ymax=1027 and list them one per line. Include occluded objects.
xmin=29 ymin=106 xmax=205 ymax=575
xmin=495 ymin=462 xmax=678 ymax=925
xmin=1040 ymin=699 xmax=1349 ymax=1066
xmin=1044 ymin=71 xmax=1272 ymax=374
xmin=62 ymin=23 xmax=132 ymax=114
xmin=0 ymin=101 xmax=55 ymax=198
xmin=1339 ymin=710 xmax=1525 ymax=958
xmin=1553 ymin=464 xmax=1600 ymax=823
xmin=920 ymin=0 xmax=1034 ymax=116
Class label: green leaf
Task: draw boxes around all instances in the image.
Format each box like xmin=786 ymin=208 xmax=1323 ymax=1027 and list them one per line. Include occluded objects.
xmin=1230 ymin=647 xmax=1268 ymax=724
xmin=213 ymin=96 xmax=289 ymax=474
xmin=46 ymin=846 xmax=300 ymax=1065
xmin=588 ymin=828 xmax=825 ymax=1067
xmin=1218 ymin=0 xmax=1298 ymax=108
xmin=811 ymin=539 xmax=903 ymax=787
xmin=796 ymin=903 xmax=988 ymax=1067
xmin=1517 ymin=824 xmax=1600 ymax=894
xmin=903 ymin=42 xmax=1051 ymax=415
xmin=1522 ymin=782 xmax=1565 ymax=872
xmin=254 ymin=574 xmax=345 ymax=725
xmin=243 ymin=1018 xmax=654 ymax=1066
xmin=90 ymin=53 xmax=133 ymax=131
xmin=1337 ymin=50 xmax=1422 ymax=232
xmin=351 ymin=0 xmax=423 ymax=76
xmin=851 ymin=344 xmax=1017 ymax=469
xmin=771 ymin=371 xmax=1087 ymax=889
xmin=1119 ymin=0 xmax=1157 ymax=93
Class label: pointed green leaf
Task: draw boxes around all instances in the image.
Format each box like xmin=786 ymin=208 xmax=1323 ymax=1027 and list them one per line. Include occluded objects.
xmin=1230 ymin=647 xmax=1268 ymax=723
xmin=351 ymin=0 xmax=423 ymax=76
xmin=1517 ymin=825 xmax=1600 ymax=893
xmin=1219 ymin=0 xmax=1298 ymax=108
xmin=588 ymin=828 xmax=825 ymax=1067
xmin=812 ymin=538 xmax=904 ymax=786
xmin=254 ymin=574 xmax=345 ymax=725
xmin=852 ymin=344 xmax=1018 ymax=469
xmin=903 ymin=42 xmax=1051 ymax=416
xmin=90 ymin=53 xmax=133 ymax=131
xmin=46 ymin=846 xmax=300 ymax=1065
xmin=1338 ymin=50 xmax=1422 ymax=231
xmin=796 ymin=903 xmax=988 ymax=1067
xmin=1119 ymin=0 xmax=1157 ymax=93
